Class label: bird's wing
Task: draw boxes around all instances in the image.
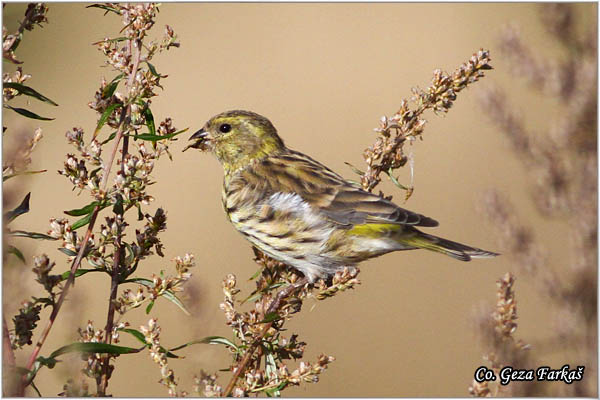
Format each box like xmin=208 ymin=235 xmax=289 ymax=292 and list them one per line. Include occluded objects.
xmin=251 ymin=150 xmax=438 ymax=228
xmin=317 ymin=185 xmax=439 ymax=227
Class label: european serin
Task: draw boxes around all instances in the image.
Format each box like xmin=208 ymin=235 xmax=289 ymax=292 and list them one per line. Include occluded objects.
xmin=185 ymin=110 xmax=497 ymax=282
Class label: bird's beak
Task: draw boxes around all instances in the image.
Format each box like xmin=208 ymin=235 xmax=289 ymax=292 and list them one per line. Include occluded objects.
xmin=183 ymin=128 xmax=210 ymax=152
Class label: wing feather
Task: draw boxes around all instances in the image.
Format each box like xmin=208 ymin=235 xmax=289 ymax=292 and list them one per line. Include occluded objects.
xmin=245 ymin=150 xmax=439 ymax=228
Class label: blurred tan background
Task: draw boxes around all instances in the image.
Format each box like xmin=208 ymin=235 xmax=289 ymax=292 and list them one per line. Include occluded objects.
xmin=2 ymin=2 xmax=596 ymax=397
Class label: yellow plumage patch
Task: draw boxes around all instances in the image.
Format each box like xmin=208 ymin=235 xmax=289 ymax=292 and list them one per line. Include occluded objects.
xmin=347 ymin=223 xmax=403 ymax=238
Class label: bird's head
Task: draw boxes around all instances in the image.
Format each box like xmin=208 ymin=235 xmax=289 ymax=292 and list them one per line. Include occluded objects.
xmin=184 ymin=110 xmax=285 ymax=173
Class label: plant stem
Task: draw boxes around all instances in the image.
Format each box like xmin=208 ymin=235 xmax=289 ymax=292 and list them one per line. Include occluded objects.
xmin=97 ymin=37 xmax=141 ymax=397
xmin=223 ymin=277 xmax=308 ymax=397
xmin=22 ymin=105 xmax=129 ymax=392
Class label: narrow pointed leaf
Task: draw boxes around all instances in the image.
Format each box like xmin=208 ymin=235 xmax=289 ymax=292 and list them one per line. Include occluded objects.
xmin=118 ymin=328 xmax=180 ymax=358
xmin=7 ymin=245 xmax=26 ymax=263
xmin=119 ymin=328 xmax=146 ymax=345
xmin=70 ymin=213 xmax=93 ymax=230
xmin=49 ymin=342 xmax=140 ymax=359
xmin=5 ymin=105 xmax=54 ymax=120
xmin=124 ymin=277 xmax=190 ymax=316
xmin=64 ymin=201 xmax=100 ymax=216
xmin=85 ymin=4 xmax=121 ymax=15
xmin=5 ymin=192 xmax=30 ymax=223
xmin=30 ymin=380 xmax=42 ymax=397
xmin=100 ymin=131 xmax=117 ymax=145
xmin=9 ymin=230 xmax=57 ymax=240
xmin=102 ymin=74 xmax=123 ymax=99
xmin=59 ymin=268 xmax=106 ymax=282
xmin=70 ymin=202 xmax=112 ymax=230
xmin=94 ymin=103 xmax=121 ymax=138
xmin=146 ymin=61 xmax=162 ymax=78
xmin=143 ymin=106 xmax=156 ymax=136
xmin=258 ymin=312 xmax=281 ymax=324
xmin=248 ymin=267 xmax=262 ymax=281
xmin=58 ymin=248 xmax=78 ymax=257
xmin=3 ymin=82 xmax=58 ymax=106
xmin=3 ymin=169 xmax=47 ymax=182
xmin=386 ymin=168 xmax=409 ymax=190
xmin=169 ymin=336 xmax=238 ymax=352
xmin=112 ymin=194 xmax=123 ymax=215
xmin=344 ymin=161 xmax=365 ymax=176
xmin=128 ymin=127 xmax=188 ymax=142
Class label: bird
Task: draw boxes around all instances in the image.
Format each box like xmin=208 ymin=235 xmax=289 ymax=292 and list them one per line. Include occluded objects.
xmin=184 ymin=110 xmax=498 ymax=283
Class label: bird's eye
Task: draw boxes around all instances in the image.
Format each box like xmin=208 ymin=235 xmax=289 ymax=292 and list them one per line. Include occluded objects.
xmin=219 ymin=123 xmax=232 ymax=133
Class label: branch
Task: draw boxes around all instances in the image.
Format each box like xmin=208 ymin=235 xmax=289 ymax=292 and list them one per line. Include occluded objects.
xmin=223 ymin=277 xmax=309 ymax=397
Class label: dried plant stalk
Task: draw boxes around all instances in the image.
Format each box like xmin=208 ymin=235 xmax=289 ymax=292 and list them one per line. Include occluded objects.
xmin=473 ymin=4 xmax=596 ymax=397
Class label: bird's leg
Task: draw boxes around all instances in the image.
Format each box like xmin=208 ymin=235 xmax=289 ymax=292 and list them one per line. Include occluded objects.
xmin=266 ymin=276 xmax=310 ymax=314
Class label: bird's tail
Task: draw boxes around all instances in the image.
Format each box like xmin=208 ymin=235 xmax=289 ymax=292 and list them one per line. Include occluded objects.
xmin=398 ymin=229 xmax=499 ymax=261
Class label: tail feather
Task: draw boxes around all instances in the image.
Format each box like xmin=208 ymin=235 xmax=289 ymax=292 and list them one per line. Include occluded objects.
xmin=399 ymin=230 xmax=499 ymax=261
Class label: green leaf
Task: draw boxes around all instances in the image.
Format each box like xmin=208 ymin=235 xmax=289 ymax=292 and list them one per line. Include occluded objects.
xmin=344 ymin=161 xmax=365 ymax=177
xmin=3 ymin=82 xmax=58 ymax=106
xmin=7 ymin=245 xmax=26 ymax=263
xmin=146 ymin=61 xmax=162 ymax=78
xmin=258 ymin=312 xmax=281 ymax=324
xmin=3 ymin=169 xmax=47 ymax=182
xmin=102 ymin=73 xmax=124 ymax=99
xmin=5 ymin=105 xmax=54 ymax=121
xmin=100 ymin=131 xmax=117 ymax=145
xmin=169 ymin=336 xmax=238 ymax=352
xmin=241 ymin=282 xmax=286 ymax=305
xmin=112 ymin=194 xmax=124 ymax=215
xmin=9 ymin=230 xmax=57 ymax=240
xmin=49 ymin=342 xmax=140 ymax=359
xmin=263 ymin=382 xmax=288 ymax=396
xmin=58 ymin=248 xmax=78 ymax=257
xmin=143 ymin=106 xmax=156 ymax=136
xmin=145 ymin=300 xmax=154 ymax=314
xmin=94 ymin=103 xmax=121 ymax=137
xmin=118 ymin=328 xmax=181 ymax=358
xmin=125 ymin=277 xmax=191 ymax=316
xmin=127 ymin=127 xmax=188 ymax=142
xmin=71 ymin=212 xmax=96 ymax=230
xmin=64 ymin=201 xmax=101 ymax=217
xmin=241 ymin=292 xmax=263 ymax=304
xmin=119 ymin=328 xmax=146 ymax=345
xmin=248 ymin=267 xmax=262 ymax=281
xmin=145 ymin=61 xmax=162 ymax=78
xmin=30 ymin=380 xmax=42 ymax=397
xmin=86 ymin=4 xmax=121 ymax=15
xmin=59 ymin=268 xmax=106 ymax=282
xmin=5 ymin=192 xmax=30 ymax=223
xmin=386 ymin=168 xmax=408 ymax=190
